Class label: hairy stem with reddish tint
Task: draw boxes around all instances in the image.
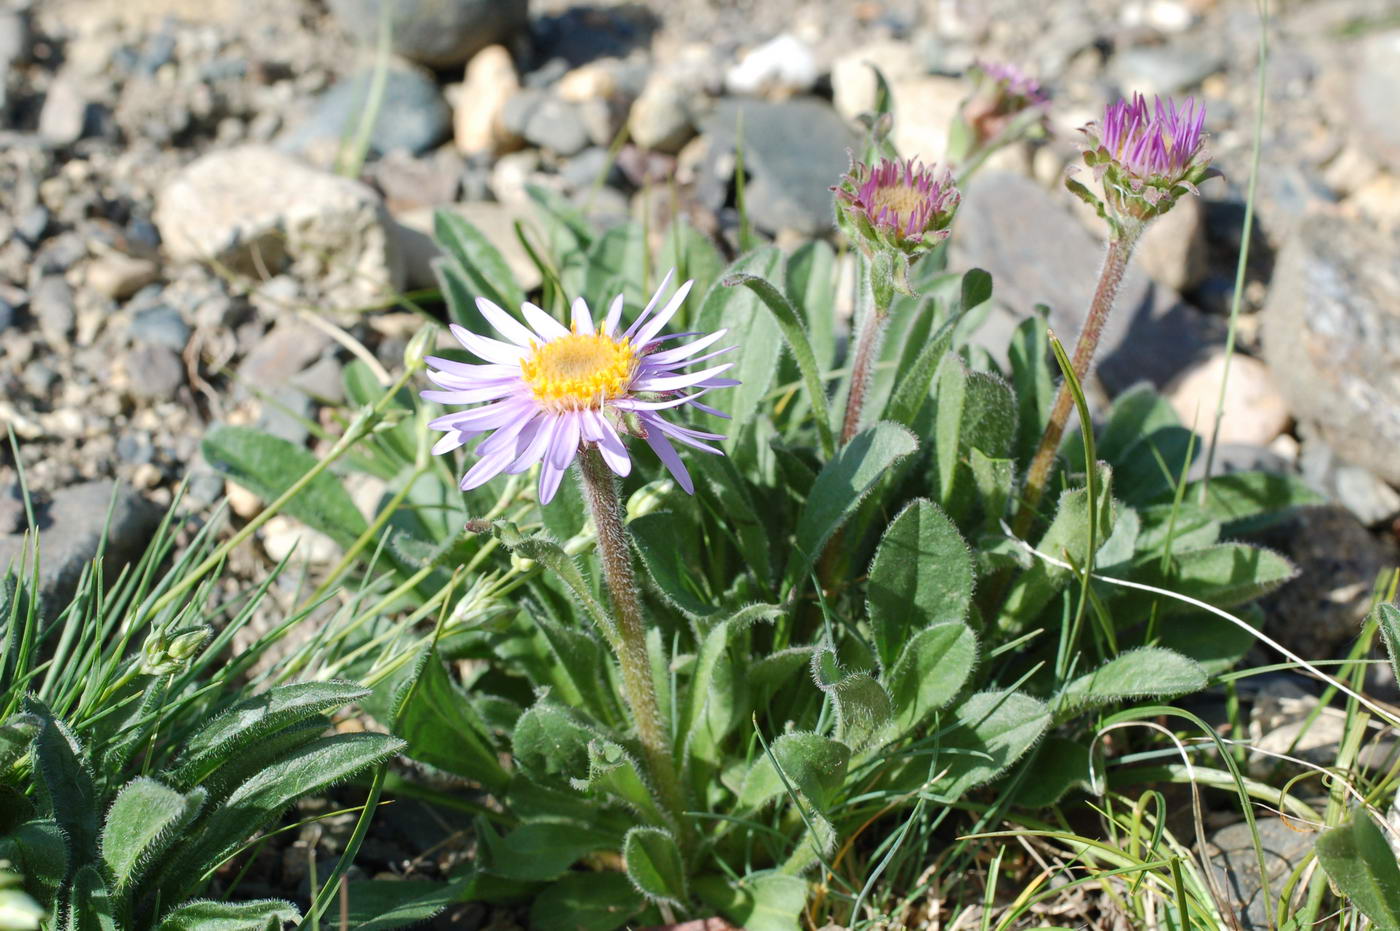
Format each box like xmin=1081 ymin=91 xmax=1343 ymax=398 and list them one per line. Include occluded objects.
xmin=577 ymin=447 xmax=686 ymax=832
xmin=840 ymin=304 xmax=890 ymax=444
xmin=1014 ymin=227 xmax=1141 ymax=538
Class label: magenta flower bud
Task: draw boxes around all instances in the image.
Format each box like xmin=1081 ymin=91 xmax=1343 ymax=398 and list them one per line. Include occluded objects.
xmin=963 ymin=62 xmax=1049 ymax=143
xmin=833 ymin=155 xmax=961 ymax=262
xmin=1070 ymin=93 xmax=1216 ymax=230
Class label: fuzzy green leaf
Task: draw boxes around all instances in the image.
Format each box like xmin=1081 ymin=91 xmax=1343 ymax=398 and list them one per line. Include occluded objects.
xmin=513 ymin=703 xmax=596 ymax=788
xmin=936 ymin=690 xmax=1050 ymax=797
xmin=630 ymin=511 xmax=716 ymax=617
xmin=576 ymin=740 xmax=666 ymax=826
xmin=696 ymin=248 xmax=786 ymax=435
xmin=1000 ymin=471 xmax=1115 ymax=631
xmin=201 ymin=426 xmax=367 ymax=551
xmin=792 ymin=422 xmax=917 ymax=581
xmin=394 ymin=650 xmax=509 ymax=791
xmin=1183 ymin=471 xmax=1326 ymax=534
xmin=1014 ymin=737 xmax=1092 ymax=808
xmin=622 ymin=826 xmax=687 ymax=906
xmin=487 ymin=821 xmax=616 ymax=882
xmin=433 ymin=208 xmax=525 ymax=313
xmin=787 ymin=240 xmax=837 ymax=376
xmin=739 ymin=732 xmax=851 ymax=811
xmin=693 ymin=871 xmax=807 ymax=931
xmin=28 ymin=701 xmax=98 ymax=873
xmin=184 ymin=733 xmax=404 ymax=877
xmin=1126 ymin=543 xmax=1296 ymax=615
xmin=867 ymin=499 xmax=974 ymax=671
xmin=530 ymin=871 xmax=644 ymax=931
xmin=812 ymin=648 xmax=892 ymax=750
xmin=1062 ymin=647 xmax=1207 ymax=708
xmin=101 ymin=777 xmax=205 ymax=892
xmin=726 ymin=272 xmax=835 ymax=455
xmin=155 ymin=898 xmax=299 ymax=931
xmin=63 ymin=865 xmax=116 ymax=931
xmin=1377 ymin=603 xmax=1400 ymax=688
xmin=1315 ymin=808 xmax=1400 ymax=929
xmin=173 ymin=681 xmax=370 ymax=788
xmin=886 ymin=622 xmax=978 ymax=736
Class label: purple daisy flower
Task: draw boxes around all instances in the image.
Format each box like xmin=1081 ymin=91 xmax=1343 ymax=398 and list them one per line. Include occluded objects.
xmin=421 ymin=272 xmax=737 ymax=505
xmin=1071 ymin=93 xmax=1215 ymax=226
xmin=833 ymin=156 xmax=960 ymax=258
xmin=972 ymin=61 xmax=1049 ymax=112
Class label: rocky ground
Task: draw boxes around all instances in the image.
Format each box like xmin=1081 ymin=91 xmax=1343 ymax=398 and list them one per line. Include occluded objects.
xmin=2 ymin=0 xmax=1400 ymax=922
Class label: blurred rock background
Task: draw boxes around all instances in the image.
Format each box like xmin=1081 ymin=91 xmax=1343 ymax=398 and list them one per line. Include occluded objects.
xmin=0 ymin=0 xmax=1398 ymax=671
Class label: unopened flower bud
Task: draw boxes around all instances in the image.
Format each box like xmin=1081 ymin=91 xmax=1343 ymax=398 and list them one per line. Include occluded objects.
xmin=950 ymin=62 xmax=1049 ymax=161
xmin=1069 ymin=93 xmax=1216 ymax=234
xmin=833 ymin=156 xmax=960 ymax=262
xmin=140 ymin=626 xmax=210 ymax=675
xmin=403 ymin=325 xmax=434 ymax=372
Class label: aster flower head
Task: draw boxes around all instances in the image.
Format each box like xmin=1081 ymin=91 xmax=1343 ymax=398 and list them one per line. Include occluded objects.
xmin=422 ymin=272 xmax=737 ymax=504
xmin=1071 ymin=93 xmax=1216 ymax=229
xmin=959 ymin=61 xmax=1050 ymax=150
xmin=833 ymin=155 xmax=960 ymax=264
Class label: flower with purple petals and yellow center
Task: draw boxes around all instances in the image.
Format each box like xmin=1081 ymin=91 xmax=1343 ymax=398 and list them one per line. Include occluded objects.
xmin=1071 ymin=93 xmax=1216 ymax=227
xmin=833 ymin=155 xmax=960 ymax=261
xmin=422 ymin=272 xmax=737 ymax=504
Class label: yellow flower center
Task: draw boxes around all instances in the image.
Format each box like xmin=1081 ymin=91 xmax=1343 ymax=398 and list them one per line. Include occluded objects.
xmin=870 ymin=184 xmax=925 ymax=226
xmin=519 ymin=330 xmax=636 ymax=411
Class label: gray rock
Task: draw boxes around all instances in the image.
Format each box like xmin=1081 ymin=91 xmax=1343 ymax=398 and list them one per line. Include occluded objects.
xmin=236 ymin=320 xmax=334 ymax=402
xmin=0 ymin=479 xmax=162 ymax=614
xmin=20 ymin=360 xmax=55 ymax=396
xmin=1348 ymin=31 xmax=1400 ymax=173
xmin=702 ymin=97 xmax=857 ymax=236
xmin=503 ymin=91 xmax=589 ymax=156
xmin=0 ymin=295 xmax=13 ymax=333
xmin=129 ymin=305 xmax=190 ymax=352
xmin=1261 ymin=211 xmax=1400 ymax=486
xmin=326 ymin=0 xmax=528 ymax=69
xmin=14 ymin=205 xmax=48 ymax=246
xmin=124 ymin=344 xmax=184 ymax=400
xmin=0 ymin=6 xmax=31 ymax=71
xmin=951 ymin=173 xmax=1219 ymax=391
xmin=1114 ymin=43 xmax=1225 ymax=94
xmin=1297 ymin=425 xmax=1400 ymax=527
xmin=1258 ymin=505 xmax=1396 ymax=659
xmin=116 ymin=432 xmax=154 ymax=465
xmin=31 ymin=275 xmax=74 ymax=345
xmin=280 ymin=65 xmax=451 ymax=159
xmin=1206 ymin=817 xmax=1315 ymax=931
xmin=153 ymin=146 xmax=404 ymax=310
xmin=560 ymin=147 xmax=624 ymax=192
xmin=629 ymin=76 xmax=695 ymax=153
xmin=38 ymin=76 xmax=91 ymax=146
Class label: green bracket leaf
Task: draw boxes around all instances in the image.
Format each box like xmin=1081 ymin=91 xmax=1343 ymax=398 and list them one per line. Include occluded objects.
xmin=622 ymin=825 xmax=687 ymax=907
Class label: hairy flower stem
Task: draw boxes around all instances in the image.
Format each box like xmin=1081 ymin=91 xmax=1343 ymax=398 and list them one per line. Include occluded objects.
xmin=577 ymin=447 xmax=686 ymax=833
xmin=1013 ymin=226 xmax=1141 ymax=538
xmin=841 ymin=308 xmax=889 ymax=444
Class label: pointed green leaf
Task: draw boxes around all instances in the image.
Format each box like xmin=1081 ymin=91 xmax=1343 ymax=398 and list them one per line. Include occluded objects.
xmin=726 ymin=272 xmax=835 ymax=456
xmin=1315 ymin=808 xmax=1400 ymax=929
xmin=1183 ymin=471 xmax=1326 ymax=534
xmin=201 ymin=426 xmax=368 ymax=551
xmin=101 ymin=777 xmax=205 ymax=891
xmin=622 ymin=826 xmax=687 ymax=906
xmin=174 ymin=681 xmax=369 ymax=787
xmin=696 ymin=248 xmax=786 ymax=435
xmin=1377 ymin=604 xmax=1400 ymax=688
xmin=630 ymin=511 xmax=716 ymax=618
xmin=886 ymin=622 xmax=978 ymax=735
xmin=792 ymin=422 xmax=917 ymax=581
xmin=1126 ymin=543 xmax=1296 ymax=615
xmin=1062 ymin=647 xmax=1207 ymax=708
xmin=28 ymin=701 xmax=98 ymax=873
xmin=434 ymin=208 xmax=525 ymax=313
xmin=1008 ymin=314 xmax=1053 ymax=469
xmin=739 ymin=732 xmax=850 ymax=811
xmin=867 ymin=499 xmax=974 ymax=671
xmin=935 ymin=690 xmax=1049 ymax=797
xmin=185 ymin=733 xmax=404 ymax=875
xmin=693 ymin=871 xmax=807 ymax=931
xmin=156 ymin=898 xmax=299 ymax=931
xmin=393 ymin=650 xmax=508 ymax=791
